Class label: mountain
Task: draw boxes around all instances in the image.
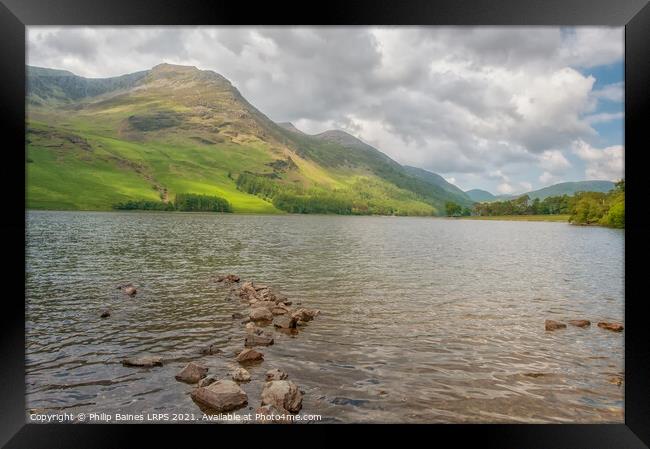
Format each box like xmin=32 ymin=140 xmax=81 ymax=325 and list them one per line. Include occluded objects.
xmin=27 ymin=66 xmax=149 ymax=105
xmin=26 ymin=63 xmax=470 ymax=215
xmin=465 ymin=181 xmax=616 ymax=203
xmin=521 ymin=181 xmax=615 ymax=200
xmin=277 ymin=122 xmax=305 ymax=135
xmin=465 ymin=189 xmax=497 ymax=202
xmin=403 ymin=166 xmax=470 ymax=203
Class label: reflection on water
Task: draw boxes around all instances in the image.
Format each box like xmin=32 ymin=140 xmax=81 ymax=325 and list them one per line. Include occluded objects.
xmin=25 ymin=211 xmax=624 ymax=423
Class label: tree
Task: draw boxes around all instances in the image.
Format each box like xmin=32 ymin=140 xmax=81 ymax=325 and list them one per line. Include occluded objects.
xmin=445 ymin=201 xmax=462 ymax=217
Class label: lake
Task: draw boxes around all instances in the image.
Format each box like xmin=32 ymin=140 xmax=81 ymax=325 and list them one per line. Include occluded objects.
xmin=25 ymin=211 xmax=624 ymax=423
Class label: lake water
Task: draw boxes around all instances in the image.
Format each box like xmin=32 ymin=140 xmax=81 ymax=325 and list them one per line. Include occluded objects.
xmin=25 ymin=211 xmax=625 ymax=423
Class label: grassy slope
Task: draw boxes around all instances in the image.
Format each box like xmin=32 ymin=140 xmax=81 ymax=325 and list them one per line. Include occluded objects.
xmin=25 ymin=64 xmax=442 ymax=215
xmin=27 ymin=119 xmax=280 ymax=213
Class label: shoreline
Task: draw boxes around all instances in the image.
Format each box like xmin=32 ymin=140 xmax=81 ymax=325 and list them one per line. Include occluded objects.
xmin=25 ymin=209 xmax=570 ymax=221
xmin=457 ymin=215 xmax=570 ymax=223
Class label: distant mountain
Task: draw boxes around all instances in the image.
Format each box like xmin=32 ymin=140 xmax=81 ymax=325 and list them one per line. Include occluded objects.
xmin=522 ymin=181 xmax=615 ymax=200
xmin=27 ymin=66 xmax=149 ymax=105
xmin=466 ymin=181 xmax=616 ymax=203
xmin=465 ymin=189 xmax=497 ymax=202
xmin=26 ymin=63 xmax=472 ymax=214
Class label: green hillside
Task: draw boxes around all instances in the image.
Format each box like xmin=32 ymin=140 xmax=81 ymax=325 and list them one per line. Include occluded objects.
xmin=26 ymin=63 xmax=471 ymax=216
xmin=465 ymin=189 xmax=497 ymax=202
xmin=402 ymin=166 xmax=471 ymax=205
xmin=521 ymin=181 xmax=615 ymax=200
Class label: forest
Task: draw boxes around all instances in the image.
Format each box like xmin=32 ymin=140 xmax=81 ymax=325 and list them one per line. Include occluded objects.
xmin=113 ymin=193 xmax=233 ymax=212
xmin=236 ymin=172 xmax=437 ymax=216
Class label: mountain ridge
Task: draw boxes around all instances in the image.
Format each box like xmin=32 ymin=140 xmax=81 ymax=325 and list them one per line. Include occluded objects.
xmin=466 ymin=180 xmax=616 ymax=202
xmin=26 ymin=63 xmax=473 ymax=215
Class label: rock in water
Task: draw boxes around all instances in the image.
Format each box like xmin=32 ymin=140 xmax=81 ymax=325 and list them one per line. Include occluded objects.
xmin=122 ymin=356 xmax=163 ymax=367
xmin=272 ymin=307 xmax=288 ymax=316
xmin=545 ymin=320 xmax=566 ymax=331
xmin=244 ymin=333 xmax=274 ymax=347
xmin=239 ymin=283 xmax=258 ymax=301
xmin=273 ymin=315 xmax=298 ymax=329
xmin=292 ymin=308 xmax=320 ymax=322
xmin=266 ymin=368 xmax=289 ymax=381
xmin=117 ymin=283 xmax=137 ymax=296
xmin=245 ymin=322 xmax=258 ymax=333
xmin=255 ymin=405 xmax=292 ymax=424
xmin=232 ymin=312 xmax=245 ymax=319
xmin=175 ymin=362 xmax=208 ymax=384
xmin=199 ymin=376 xmax=217 ymax=387
xmin=250 ymin=307 xmax=273 ymax=321
xmin=191 ymin=380 xmax=248 ymax=412
xmin=231 ymin=367 xmax=251 ymax=382
xmin=261 ymin=380 xmax=303 ymax=413
xmin=217 ymin=274 xmax=240 ymax=283
xmin=100 ymin=309 xmax=111 ymax=318
xmin=568 ymin=319 xmax=591 ymax=328
xmin=199 ymin=343 xmax=223 ymax=355
xmin=598 ymin=321 xmax=624 ymax=332
xmin=236 ymin=348 xmax=264 ymax=363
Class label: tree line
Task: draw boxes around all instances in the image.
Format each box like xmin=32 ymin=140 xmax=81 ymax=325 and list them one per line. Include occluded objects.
xmin=445 ymin=180 xmax=624 ymax=228
xmin=114 ymin=193 xmax=232 ymax=213
xmin=236 ymin=172 xmax=436 ymax=216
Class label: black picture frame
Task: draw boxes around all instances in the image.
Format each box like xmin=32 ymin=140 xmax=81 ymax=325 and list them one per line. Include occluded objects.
xmin=1 ymin=0 xmax=648 ymax=447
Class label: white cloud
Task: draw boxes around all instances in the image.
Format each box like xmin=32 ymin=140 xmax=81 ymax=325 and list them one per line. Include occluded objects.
xmin=497 ymin=183 xmax=515 ymax=194
xmin=539 ymin=171 xmax=561 ymax=185
xmin=592 ymin=82 xmax=624 ymax=102
xmin=559 ymin=28 xmax=624 ymax=68
xmin=539 ymin=150 xmax=571 ymax=172
xmin=584 ymin=112 xmax=624 ymax=125
xmin=572 ymin=140 xmax=624 ymax=180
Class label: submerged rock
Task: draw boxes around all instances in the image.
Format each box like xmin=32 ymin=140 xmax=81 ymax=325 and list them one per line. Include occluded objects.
xmin=199 ymin=375 xmax=217 ymax=388
xmin=261 ymin=380 xmax=303 ymax=413
xmin=266 ymin=368 xmax=289 ymax=381
xmin=199 ymin=343 xmax=223 ymax=355
xmin=117 ymin=283 xmax=137 ymax=296
xmin=175 ymin=362 xmax=208 ymax=384
xmin=217 ymin=274 xmax=240 ymax=283
xmin=236 ymin=348 xmax=264 ymax=363
xmin=568 ymin=319 xmax=591 ymax=328
xmin=231 ymin=367 xmax=251 ymax=382
xmin=249 ymin=307 xmax=273 ymax=321
xmin=244 ymin=333 xmax=274 ymax=347
xmin=598 ymin=321 xmax=624 ymax=332
xmin=122 ymin=356 xmax=163 ymax=367
xmin=273 ymin=315 xmax=298 ymax=329
xmin=232 ymin=312 xmax=245 ymax=319
xmin=545 ymin=320 xmax=566 ymax=331
xmin=245 ymin=322 xmax=258 ymax=332
xmin=191 ymin=379 xmax=248 ymax=412
xmin=100 ymin=309 xmax=111 ymax=318
xmin=608 ymin=374 xmax=624 ymax=386
xmin=292 ymin=308 xmax=320 ymax=322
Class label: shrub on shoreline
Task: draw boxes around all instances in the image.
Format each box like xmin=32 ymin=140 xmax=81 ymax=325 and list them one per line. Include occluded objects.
xmin=113 ymin=193 xmax=232 ymax=213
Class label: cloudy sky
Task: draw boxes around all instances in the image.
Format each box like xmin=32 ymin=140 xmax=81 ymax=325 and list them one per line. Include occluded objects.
xmin=27 ymin=26 xmax=624 ymax=194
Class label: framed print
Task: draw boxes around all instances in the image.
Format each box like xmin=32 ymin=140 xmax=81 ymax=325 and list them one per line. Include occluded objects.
xmin=1 ymin=0 xmax=648 ymax=447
